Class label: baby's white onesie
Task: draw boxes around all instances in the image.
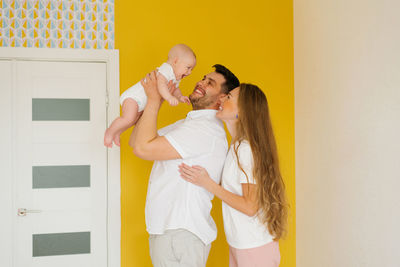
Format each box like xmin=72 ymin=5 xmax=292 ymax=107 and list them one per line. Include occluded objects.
xmin=119 ymin=62 xmax=181 ymax=111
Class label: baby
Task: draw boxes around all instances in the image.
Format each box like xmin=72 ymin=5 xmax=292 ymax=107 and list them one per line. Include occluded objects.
xmin=104 ymin=44 xmax=196 ymax=147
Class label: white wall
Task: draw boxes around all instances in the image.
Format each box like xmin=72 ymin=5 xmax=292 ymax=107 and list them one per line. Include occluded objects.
xmin=294 ymin=1 xmax=400 ymax=266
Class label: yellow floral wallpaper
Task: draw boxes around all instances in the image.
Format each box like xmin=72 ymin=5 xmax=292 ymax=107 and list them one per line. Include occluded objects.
xmin=0 ymin=0 xmax=114 ymax=49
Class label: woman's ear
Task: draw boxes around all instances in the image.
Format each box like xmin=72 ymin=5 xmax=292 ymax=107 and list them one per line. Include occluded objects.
xmin=216 ymin=94 xmax=226 ymax=107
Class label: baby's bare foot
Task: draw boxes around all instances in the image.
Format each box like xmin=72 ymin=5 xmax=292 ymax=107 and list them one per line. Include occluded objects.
xmin=113 ymin=134 xmax=121 ymax=147
xmin=104 ymin=128 xmax=114 ymax=148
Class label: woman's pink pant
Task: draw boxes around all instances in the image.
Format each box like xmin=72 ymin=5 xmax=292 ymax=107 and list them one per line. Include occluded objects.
xmin=229 ymin=241 xmax=281 ymax=267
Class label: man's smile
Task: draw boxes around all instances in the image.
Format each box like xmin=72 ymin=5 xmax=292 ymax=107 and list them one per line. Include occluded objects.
xmin=193 ymin=86 xmax=206 ymax=97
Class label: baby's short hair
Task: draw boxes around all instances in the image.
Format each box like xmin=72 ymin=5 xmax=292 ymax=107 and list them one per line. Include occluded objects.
xmin=168 ymin=44 xmax=196 ymax=60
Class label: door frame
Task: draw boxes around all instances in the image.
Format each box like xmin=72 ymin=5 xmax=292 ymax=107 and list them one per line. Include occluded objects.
xmin=0 ymin=47 xmax=121 ymax=267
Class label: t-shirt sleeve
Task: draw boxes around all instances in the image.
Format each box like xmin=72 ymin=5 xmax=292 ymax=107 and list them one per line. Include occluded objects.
xmin=157 ymin=120 xmax=183 ymax=136
xmin=157 ymin=63 xmax=174 ymax=81
xmin=237 ymin=142 xmax=256 ymax=184
xmin=164 ymin=121 xmax=214 ymax=159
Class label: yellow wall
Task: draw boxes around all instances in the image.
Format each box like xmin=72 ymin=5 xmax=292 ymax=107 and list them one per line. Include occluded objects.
xmin=115 ymin=1 xmax=295 ymax=266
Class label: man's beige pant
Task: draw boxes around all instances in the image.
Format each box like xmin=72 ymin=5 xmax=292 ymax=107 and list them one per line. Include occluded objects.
xmin=149 ymin=229 xmax=211 ymax=267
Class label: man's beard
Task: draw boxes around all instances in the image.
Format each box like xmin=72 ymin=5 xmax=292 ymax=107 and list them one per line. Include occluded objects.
xmin=189 ymin=93 xmax=218 ymax=110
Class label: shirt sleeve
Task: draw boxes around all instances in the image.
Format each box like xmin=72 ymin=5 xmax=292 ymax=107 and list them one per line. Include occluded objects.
xmin=157 ymin=63 xmax=174 ymax=81
xmin=157 ymin=120 xmax=183 ymax=136
xmin=164 ymin=120 xmax=215 ymax=159
xmin=236 ymin=142 xmax=256 ymax=184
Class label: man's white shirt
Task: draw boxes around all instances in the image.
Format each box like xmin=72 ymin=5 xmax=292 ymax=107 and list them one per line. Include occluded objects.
xmin=145 ymin=109 xmax=228 ymax=245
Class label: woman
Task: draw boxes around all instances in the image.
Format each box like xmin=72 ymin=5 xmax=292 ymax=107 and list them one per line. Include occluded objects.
xmin=179 ymin=83 xmax=288 ymax=267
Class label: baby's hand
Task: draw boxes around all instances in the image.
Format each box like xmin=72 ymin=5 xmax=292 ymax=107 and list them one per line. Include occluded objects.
xmin=179 ymin=96 xmax=191 ymax=105
xmin=166 ymin=96 xmax=179 ymax=106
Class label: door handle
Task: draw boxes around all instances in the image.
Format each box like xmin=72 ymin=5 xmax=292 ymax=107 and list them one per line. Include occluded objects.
xmin=17 ymin=208 xmax=42 ymax=217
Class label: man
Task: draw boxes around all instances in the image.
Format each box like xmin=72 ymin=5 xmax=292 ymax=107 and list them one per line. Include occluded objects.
xmin=130 ymin=64 xmax=239 ymax=267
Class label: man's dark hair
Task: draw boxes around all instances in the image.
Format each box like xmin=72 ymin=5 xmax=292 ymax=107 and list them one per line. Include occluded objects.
xmin=213 ymin=64 xmax=240 ymax=94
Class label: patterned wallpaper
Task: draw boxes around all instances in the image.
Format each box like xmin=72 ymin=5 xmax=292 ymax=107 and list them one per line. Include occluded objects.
xmin=0 ymin=0 xmax=114 ymax=49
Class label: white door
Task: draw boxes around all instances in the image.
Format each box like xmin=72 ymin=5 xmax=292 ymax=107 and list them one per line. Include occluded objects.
xmin=2 ymin=59 xmax=109 ymax=267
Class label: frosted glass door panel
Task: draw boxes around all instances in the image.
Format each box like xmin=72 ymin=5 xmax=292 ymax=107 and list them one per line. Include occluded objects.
xmin=32 ymin=165 xmax=91 ymax=189
xmin=33 ymin=232 xmax=91 ymax=257
xmin=32 ymin=98 xmax=90 ymax=121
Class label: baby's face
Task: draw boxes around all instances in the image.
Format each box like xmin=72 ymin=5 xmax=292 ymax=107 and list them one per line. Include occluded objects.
xmin=173 ymin=55 xmax=196 ymax=80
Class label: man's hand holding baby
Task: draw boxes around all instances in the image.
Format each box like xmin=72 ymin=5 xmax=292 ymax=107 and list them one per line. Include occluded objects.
xmin=141 ymin=71 xmax=178 ymax=105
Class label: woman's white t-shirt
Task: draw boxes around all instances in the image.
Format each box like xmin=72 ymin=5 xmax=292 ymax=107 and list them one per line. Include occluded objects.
xmin=221 ymin=140 xmax=274 ymax=249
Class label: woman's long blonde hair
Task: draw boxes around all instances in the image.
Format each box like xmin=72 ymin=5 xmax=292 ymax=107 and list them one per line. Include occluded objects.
xmin=233 ymin=83 xmax=288 ymax=240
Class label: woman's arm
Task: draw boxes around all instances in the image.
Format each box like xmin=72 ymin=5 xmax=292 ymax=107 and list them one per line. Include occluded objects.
xmin=179 ymin=163 xmax=258 ymax=217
